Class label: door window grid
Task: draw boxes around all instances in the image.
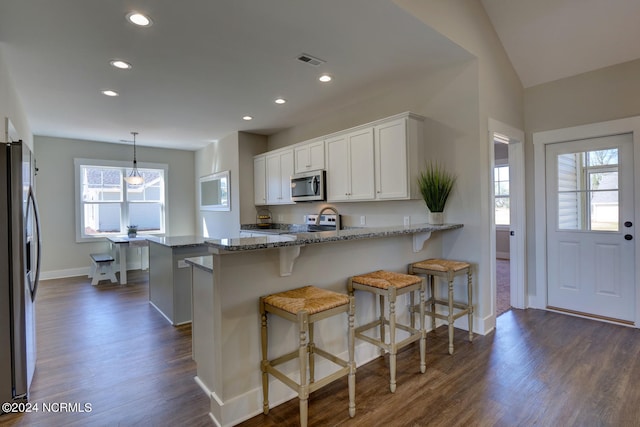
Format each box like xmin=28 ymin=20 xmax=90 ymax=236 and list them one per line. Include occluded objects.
xmin=557 ymin=148 xmax=619 ymax=232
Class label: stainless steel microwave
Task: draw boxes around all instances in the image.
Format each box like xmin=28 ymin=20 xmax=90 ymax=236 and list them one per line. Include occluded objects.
xmin=290 ymin=170 xmax=326 ymax=202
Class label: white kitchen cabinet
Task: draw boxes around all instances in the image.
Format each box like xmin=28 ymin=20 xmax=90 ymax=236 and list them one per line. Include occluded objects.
xmin=253 ymin=155 xmax=266 ymax=205
xmin=265 ymin=149 xmax=294 ymax=204
xmin=374 ymin=118 xmax=409 ymax=200
xmin=326 ymin=113 xmax=423 ymax=202
xmin=326 ymin=127 xmax=375 ymax=201
xmin=294 ymin=139 xmax=325 ymax=174
xmin=256 ymin=112 xmax=424 ymax=205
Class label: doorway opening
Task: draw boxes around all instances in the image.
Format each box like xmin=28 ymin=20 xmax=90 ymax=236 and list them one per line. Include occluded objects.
xmin=494 ymin=134 xmax=511 ymax=316
xmin=489 ymin=119 xmax=526 ymax=323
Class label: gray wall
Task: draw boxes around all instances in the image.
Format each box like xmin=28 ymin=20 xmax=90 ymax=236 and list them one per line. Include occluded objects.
xmin=0 ymin=49 xmax=32 ymax=148
xmin=195 ymin=131 xmax=267 ymax=237
xmin=35 ymin=136 xmax=196 ymax=277
xmin=523 ymin=58 xmax=640 ymax=297
xmin=264 ymin=0 xmax=525 ymax=331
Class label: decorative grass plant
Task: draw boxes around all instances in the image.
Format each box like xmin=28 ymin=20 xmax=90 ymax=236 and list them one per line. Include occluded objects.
xmin=417 ymin=162 xmax=456 ymax=213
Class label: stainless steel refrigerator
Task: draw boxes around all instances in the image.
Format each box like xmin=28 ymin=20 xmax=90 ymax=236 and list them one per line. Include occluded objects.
xmin=0 ymin=122 xmax=41 ymax=409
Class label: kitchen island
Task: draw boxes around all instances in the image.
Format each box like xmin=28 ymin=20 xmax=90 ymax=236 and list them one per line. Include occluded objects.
xmin=146 ymin=235 xmax=209 ymax=325
xmin=187 ymin=223 xmax=462 ymax=426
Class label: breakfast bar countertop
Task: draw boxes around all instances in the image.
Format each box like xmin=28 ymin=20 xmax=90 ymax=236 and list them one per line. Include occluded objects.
xmin=205 ymin=223 xmax=463 ymax=252
xmin=146 ymin=235 xmax=208 ymax=248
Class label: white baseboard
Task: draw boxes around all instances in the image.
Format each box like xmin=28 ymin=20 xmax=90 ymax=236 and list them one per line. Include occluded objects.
xmin=40 ymin=267 xmax=91 ymax=280
xmin=148 ymin=301 xmax=174 ymax=325
xmin=40 ymin=265 xmax=147 ymax=281
xmin=203 ymin=342 xmax=382 ymax=427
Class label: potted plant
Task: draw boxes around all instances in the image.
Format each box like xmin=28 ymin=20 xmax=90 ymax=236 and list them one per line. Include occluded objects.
xmin=127 ymin=225 xmax=138 ymax=238
xmin=417 ymin=162 xmax=456 ymax=225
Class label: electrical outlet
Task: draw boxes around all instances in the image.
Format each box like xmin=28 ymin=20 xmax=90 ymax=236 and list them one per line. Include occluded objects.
xmin=360 ymin=216 xmax=366 ymax=226
xmin=403 ymin=216 xmax=410 ymax=226
xmin=278 ymin=214 xmax=284 ymax=222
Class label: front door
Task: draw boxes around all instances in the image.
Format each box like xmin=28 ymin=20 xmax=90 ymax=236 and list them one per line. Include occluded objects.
xmin=546 ymin=133 xmax=635 ymax=322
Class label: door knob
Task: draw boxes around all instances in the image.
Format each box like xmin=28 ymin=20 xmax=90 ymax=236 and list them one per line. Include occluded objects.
xmin=624 ymin=221 xmax=633 ymax=228
xmin=624 ymin=234 xmax=633 ymax=241
xmin=510 ymin=231 xmax=515 ymax=236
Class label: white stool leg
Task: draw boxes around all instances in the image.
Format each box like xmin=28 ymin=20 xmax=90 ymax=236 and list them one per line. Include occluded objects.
xmin=90 ymin=262 xmax=100 ymax=286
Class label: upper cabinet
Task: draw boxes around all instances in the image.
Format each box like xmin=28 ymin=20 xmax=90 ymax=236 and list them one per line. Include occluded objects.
xmin=253 ymin=112 xmax=424 ymax=206
xmin=254 ymin=155 xmax=266 ymax=205
xmin=326 ymin=128 xmax=375 ymax=201
xmin=265 ymin=149 xmax=294 ymax=205
xmin=374 ymin=118 xmax=409 ymax=200
xmin=294 ymin=139 xmax=325 ymax=174
xmin=326 ymin=113 xmax=423 ymax=202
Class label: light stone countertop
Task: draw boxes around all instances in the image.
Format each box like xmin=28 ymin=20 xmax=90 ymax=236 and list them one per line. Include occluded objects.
xmin=205 ymin=223 xmax=463 ymax=252
xmin=146 ymin=235 xmax=208 ymax=248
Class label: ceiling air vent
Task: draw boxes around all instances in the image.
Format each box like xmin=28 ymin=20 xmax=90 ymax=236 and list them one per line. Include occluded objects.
xmin=296 ymin=53 xmax=325 ymax=67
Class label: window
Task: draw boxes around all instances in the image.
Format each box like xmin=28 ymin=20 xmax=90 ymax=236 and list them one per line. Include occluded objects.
xmin=494 ymin=165 xmax=510 ymax=226
xmin=556 ymin=148 xmax=619 ymax=232
xmin=75 ymin=159 xmax=168 ymax=241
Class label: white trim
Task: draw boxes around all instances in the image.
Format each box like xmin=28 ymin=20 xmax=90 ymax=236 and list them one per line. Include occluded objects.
xmin=533 ymin=116 xmax=640 ymax=327
xmin=39 ymin=267 xmax=92 ymax=280
xmin=508 ymin=140 xmax=526 ymax=309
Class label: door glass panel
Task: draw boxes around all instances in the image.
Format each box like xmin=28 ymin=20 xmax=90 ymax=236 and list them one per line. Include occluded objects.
xmin=557 ymin=148 xmax=619 ymax=232
xmin=590 ymin=190 xmax=618 ymax=231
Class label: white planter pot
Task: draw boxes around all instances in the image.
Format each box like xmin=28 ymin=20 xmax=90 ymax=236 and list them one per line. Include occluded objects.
xmin=429 ymin=211 xmax=444 ymax=225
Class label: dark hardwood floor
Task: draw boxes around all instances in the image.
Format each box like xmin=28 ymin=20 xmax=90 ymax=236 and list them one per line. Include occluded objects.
xmin=3 ymin=272 xmax=640 ymax=426
xmin=1 ymin=271 xmax=210 ymax=427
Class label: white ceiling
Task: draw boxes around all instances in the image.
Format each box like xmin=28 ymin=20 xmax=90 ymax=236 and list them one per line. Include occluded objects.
xmin=0 ymin=0 xmax=468 ymax=150
xmin=2 ymin=2 xmax=639 ymax=151
xmin=482 ymin=0 xmax=640 ymax=88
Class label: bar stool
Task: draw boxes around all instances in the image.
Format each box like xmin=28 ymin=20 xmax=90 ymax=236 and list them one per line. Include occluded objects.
xmin=409 ymin=259 xmax=473 ymax=355
xmin=347 ymin=270 xmax=425 ymax=393
xmin=260 ymin=286 xmax=355 ymax=427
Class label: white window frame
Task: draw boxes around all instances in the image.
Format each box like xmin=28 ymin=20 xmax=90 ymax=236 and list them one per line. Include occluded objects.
xmin=74 ymin=158 xmax=169 ymax=242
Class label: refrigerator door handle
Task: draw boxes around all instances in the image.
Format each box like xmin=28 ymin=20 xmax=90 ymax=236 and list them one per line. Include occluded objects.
xmin=26 ymin=187 xmax=41 ymax=301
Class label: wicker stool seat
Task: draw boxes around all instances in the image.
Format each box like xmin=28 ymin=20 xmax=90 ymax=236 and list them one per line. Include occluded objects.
xmin=348 ymin=270 xmax=426 ymax=393
xmin=260 ymin=286 xmax=355 ymax=427
xmin=409 ymin=258 xmax=473 ymax=355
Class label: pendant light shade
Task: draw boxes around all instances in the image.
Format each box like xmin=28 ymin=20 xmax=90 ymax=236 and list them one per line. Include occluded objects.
xmin=124 ymin=131 xmax=144 ymax=185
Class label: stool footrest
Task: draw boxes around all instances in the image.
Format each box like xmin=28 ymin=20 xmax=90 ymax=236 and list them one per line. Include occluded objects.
xmin=265 ymin=347 xmax=350 ymax=394
xmin=355 ymin=320 xmax=422 ymax=351
xmin=428 ymin=298 xmax=474 ymax=312
xmin=411 ymin=304 xmax=472 ymax=322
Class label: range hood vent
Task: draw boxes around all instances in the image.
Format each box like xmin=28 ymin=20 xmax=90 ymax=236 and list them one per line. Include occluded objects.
xmin=296 ymin=53 xmax=325 ymax=67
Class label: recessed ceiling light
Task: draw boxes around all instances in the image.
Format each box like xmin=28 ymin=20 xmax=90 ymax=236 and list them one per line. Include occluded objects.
xmin=243 ymin=116 xmax=253 ymax=121
xmin=126 ymin=12 xmax=152 ymax=27
xmin=319 ymin=74 xmax=332 ymax=83
xmin=101 ymin=89 xmax=119 ymax=97
xmin=110 ymin=59 xmax=132 ymax=70
xmin=274 ymin=98 xmax=286 ymax=104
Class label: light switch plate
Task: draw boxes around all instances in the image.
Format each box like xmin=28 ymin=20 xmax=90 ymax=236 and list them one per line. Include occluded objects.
xmin=404 ymin=216 xmax=410 ymax=226
xmin=360 ymin=216 xmax=366 ymax=225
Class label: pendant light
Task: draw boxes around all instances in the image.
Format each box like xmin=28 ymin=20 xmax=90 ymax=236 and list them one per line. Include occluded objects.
xmin=124 ymin=131 xmax=144 ymax=185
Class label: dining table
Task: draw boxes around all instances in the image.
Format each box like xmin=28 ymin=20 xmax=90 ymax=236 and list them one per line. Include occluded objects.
xmin=107 ymin=235 xmax=149 ymax=285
